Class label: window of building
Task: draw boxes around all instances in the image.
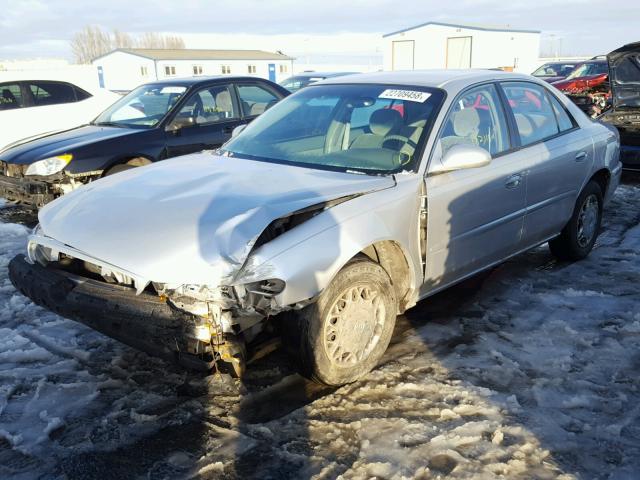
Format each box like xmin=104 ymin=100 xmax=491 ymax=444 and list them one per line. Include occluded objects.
xmin=279 ymin=64 xmax=288 ymax=73
xmin=221 ymin=65 xmax=231 ymax=74
xmin=193 ymin=65 xmax=203 ymax=75
xmin=164 ymin=65 xmax=176 ymax=76
xmin=247 ymin=65 xmax=257 ymax=74
xmin=140 ymin=66 xmax=148 ymax=77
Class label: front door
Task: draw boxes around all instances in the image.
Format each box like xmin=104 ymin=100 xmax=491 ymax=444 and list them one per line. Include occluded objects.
xmin=268 ymin=64 xmax=276 ymax=82
xmin=165 ymin=84 xmax=242 ymax=157
xmin=423 ymin=83 xmax=528 ymax=292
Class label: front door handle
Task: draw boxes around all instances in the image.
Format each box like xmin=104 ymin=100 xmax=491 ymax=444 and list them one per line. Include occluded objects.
xmin=575 ymin=151 xmax=588 ymax=162
xmin=505 ymin=174 xmax=522 ymax=189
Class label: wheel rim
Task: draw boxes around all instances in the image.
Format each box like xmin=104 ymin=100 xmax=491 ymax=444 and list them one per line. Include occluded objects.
xmin=323 ymin=284 xmax=386 ymax=367
xmin=577 ymin=194 xmax=599 ymax=248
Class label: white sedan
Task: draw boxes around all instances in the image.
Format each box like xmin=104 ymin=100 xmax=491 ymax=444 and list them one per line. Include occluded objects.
xmin=0 ymin=80 xmax=120 ymax=151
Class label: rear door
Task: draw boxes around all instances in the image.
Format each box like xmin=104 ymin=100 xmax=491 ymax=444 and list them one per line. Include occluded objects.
xmin=164 ymin=84 xmax=242 ymax=157
xmin=424 ymin=83 xmax=528 ymax=291
xmin=499 ymin=81 xmax=592 ymax=246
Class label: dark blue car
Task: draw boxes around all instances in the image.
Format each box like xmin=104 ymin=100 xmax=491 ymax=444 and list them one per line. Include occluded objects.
xmin=0 ymin=76 xmax=288 ymax=207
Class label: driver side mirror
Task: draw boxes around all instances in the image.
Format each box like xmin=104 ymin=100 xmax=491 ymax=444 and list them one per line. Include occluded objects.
xmin=166 ymin=115 xmax=195 ymax=132
xmin=431 ymin=143 xmax=491 ymax=174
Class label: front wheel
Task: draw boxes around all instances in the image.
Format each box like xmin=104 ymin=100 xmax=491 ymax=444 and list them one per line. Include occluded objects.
xmin=284 ymin=257 xmax=398 ymax=386
xmin=549 ymin=180 xmax=603 ymax=261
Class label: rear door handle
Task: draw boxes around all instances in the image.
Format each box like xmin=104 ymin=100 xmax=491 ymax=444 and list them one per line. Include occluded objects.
xmin=505 ymin=174 xmax=522 ymax=189
xmin=575 ymin=151 xmax=588 ymax=162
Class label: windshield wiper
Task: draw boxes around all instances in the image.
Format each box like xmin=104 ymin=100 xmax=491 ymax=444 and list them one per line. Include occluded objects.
xmin=92 ymin=121 xmax=126 ymax=128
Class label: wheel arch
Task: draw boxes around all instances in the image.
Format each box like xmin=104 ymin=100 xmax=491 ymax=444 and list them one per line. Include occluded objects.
xmin=102 ymin=154 xmax=155 ymax=177
xmin=588 ymin=168 xmax=611 ymax=198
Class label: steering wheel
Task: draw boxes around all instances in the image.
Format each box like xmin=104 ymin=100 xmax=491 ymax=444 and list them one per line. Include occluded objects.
xmin=382 ymin=134 xmax=410 ymax=149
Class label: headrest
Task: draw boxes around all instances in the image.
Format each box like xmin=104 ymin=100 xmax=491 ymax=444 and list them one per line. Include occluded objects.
xmin=215 ymin=90 xmax=232 ymax=111
xmin=453 ymin=108 xmax=480 ymax=137
xmin=369 ymin=108 xmax=402 ymax=136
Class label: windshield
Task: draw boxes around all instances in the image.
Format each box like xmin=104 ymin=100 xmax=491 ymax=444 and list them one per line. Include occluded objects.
xmin=93 ymin=84 xmax=187 ymax=128
xmin=566 ymin=62 xmax=608 ymax=80
xmin=222 ymin=84 xmax=445 ymax=174
xmin=532 ymin=63 xmax=576 ymax=77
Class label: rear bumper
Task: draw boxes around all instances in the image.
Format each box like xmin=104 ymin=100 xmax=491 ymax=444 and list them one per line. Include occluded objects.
xmin=0 ymin=174 xmax=56 ymax=207
xmin=8 ymin=255 xmax=215 ymax=370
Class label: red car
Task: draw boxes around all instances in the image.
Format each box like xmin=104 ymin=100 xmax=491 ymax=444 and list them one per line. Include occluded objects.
xmin=552 ymin=59 xmax=610 ymax=116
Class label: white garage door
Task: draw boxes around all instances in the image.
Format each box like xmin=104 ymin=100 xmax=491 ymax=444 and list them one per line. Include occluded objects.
xmin=446 ymin=36 xmax=472 ymax=69
xmin=392 ymin=40 xmax=415 ymax=70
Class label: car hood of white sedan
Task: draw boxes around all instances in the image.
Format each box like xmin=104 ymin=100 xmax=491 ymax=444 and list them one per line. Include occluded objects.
xmin=38 ymin=153 xmax=395 ymax=286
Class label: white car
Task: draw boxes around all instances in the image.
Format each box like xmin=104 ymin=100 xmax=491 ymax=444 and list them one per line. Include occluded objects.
xmin=0 ymin=80 xmax=120 ymax=151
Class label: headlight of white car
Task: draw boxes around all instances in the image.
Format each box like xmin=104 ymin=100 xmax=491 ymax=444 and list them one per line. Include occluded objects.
xmin=25 ymin=154 xmax=73 ymax=176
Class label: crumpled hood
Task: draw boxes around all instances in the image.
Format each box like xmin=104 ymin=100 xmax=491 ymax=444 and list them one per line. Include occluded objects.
xmin=607 ymin=42 xmax=640 ymax=109
xmin=38 ymin=153 xmax=395 ymax=285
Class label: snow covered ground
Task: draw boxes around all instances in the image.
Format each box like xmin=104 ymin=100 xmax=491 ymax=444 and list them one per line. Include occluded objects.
xmin=1 ymin=181 xmax=639 ymax=479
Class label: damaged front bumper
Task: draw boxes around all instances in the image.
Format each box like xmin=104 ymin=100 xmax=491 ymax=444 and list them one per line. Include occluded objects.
xmin=0 ymin=162 xmax=98 ymax=208
xmin=8 ymin=254 xmax=220 ymax=370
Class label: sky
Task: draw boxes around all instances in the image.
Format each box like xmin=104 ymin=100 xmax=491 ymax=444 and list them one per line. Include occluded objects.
xmin=1 ymin=0 xmax=639 ymax=63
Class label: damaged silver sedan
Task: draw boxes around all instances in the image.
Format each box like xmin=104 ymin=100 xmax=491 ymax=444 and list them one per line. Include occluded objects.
xmin=9 ymin=70 xmax=621 ymax=385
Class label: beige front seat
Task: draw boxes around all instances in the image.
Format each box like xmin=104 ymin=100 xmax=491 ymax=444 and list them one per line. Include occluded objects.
xmin=350 ymin=109 xmax=402 ymax=149
xmin=215 ymin=90 xmax=234 ymax=118
xmin=439 ymin=108 xmax=481 ymax=152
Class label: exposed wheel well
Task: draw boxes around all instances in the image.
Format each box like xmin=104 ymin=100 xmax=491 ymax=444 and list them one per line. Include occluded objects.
xmin=359 ymin=240 xmax=413 ymax=313
xmin=589 ymin=169 xmax=610 ymax=197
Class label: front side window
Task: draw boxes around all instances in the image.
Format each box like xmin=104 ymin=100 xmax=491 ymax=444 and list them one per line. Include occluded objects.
xmin=29 ymin=81 xmax=76 ymax=106
xmin=173 ymin=85 xmax=238 ymax=126
xmin=222 ymin=84 xmax=445 ymax=174
xmin=501 ymin=82 xmax=560 ymax=146
xmin=438 ymin=84 xmax=510 ymax=157
xmin=237 ymin=84 xmax=280 ymax=116
xmin=94 ymin=84 xmax=187 ymax=128
xmin=0 ymin=83 xmax=24 ymax=110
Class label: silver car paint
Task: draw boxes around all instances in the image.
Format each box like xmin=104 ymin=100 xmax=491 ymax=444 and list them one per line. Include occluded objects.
xmin=31 ymin=70 xmax=621 ymax=320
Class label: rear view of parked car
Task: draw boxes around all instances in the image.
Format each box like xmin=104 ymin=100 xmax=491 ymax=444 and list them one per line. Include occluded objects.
xmin=279 ymin=71 xmax=358 ymax=92
xmin=0 ymin=80 xmax=120 ymax=151
xmin=0 ymin=76 xmax=288 ymax=207
xmin=9 ymin=70 xmax=620 ymax=386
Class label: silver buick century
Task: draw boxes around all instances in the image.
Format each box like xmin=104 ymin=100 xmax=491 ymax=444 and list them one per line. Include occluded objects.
xmin=9 ymin=70 xmax=621 ymax=385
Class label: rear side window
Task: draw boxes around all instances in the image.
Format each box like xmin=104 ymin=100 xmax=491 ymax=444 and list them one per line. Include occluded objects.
xmin=73 ymin=85 xmax=92 ymax=101
xmin=548 ymin=94 xmax=575 ymax=132
xmin=237 ymin=84 xmax=280 ymax=117
xmin=0 ymin=84 xmax=23 ymax=110
xmin=29 ymin=81 xmax=76 ymax=106
xmin=501 ymin=82 xmax=560 ymax=146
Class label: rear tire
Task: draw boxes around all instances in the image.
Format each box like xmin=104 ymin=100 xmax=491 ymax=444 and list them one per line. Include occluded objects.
xmin=283 ymin=257 xmax=398 ymax=386
xmin=549 ymin=180 xmax=603 ymax=261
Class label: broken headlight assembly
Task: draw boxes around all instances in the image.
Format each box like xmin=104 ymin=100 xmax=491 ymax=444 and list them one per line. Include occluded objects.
xmin=25 ymin=154 xmax=72 ymax=176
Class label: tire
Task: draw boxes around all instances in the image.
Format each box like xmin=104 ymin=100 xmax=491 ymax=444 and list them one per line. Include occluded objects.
xmin=284 ymin=257 xmax=398 ymax=386
xmin=549 ymin=180 xmax=603 ymax=261
xmin=104 ymin=157 xmax=150 ymax=176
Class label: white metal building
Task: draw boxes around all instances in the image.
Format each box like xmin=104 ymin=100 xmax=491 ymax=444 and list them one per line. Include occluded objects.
xmin=92 ymin=48 xmax=294 ymax=91
xmin=383 ymin=22 xmax=541 ymax=74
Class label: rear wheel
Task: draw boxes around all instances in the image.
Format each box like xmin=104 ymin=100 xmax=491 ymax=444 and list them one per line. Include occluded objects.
xmin=284 ymin=257 xmax=398 ymax=386
xmin=549 ymin=180 xmax=603 ymax=260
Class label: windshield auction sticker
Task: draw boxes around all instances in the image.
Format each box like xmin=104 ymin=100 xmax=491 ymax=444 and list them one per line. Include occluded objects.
xmin=379 ymin=89 xmax=431 ymax=103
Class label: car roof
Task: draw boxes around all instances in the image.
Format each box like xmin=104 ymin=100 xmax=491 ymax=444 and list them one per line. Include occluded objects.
xmin=140 ymin=75 xmax=276 ymax=87
xmin=317 ymin=69 xmax=538 ymax=91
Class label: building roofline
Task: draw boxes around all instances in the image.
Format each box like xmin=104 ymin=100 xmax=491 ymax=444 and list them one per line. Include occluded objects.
xmin=383 ymin=21 xmax=541 ymax=37
xmin=91 ymin=48 xmax=294 ymax=63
